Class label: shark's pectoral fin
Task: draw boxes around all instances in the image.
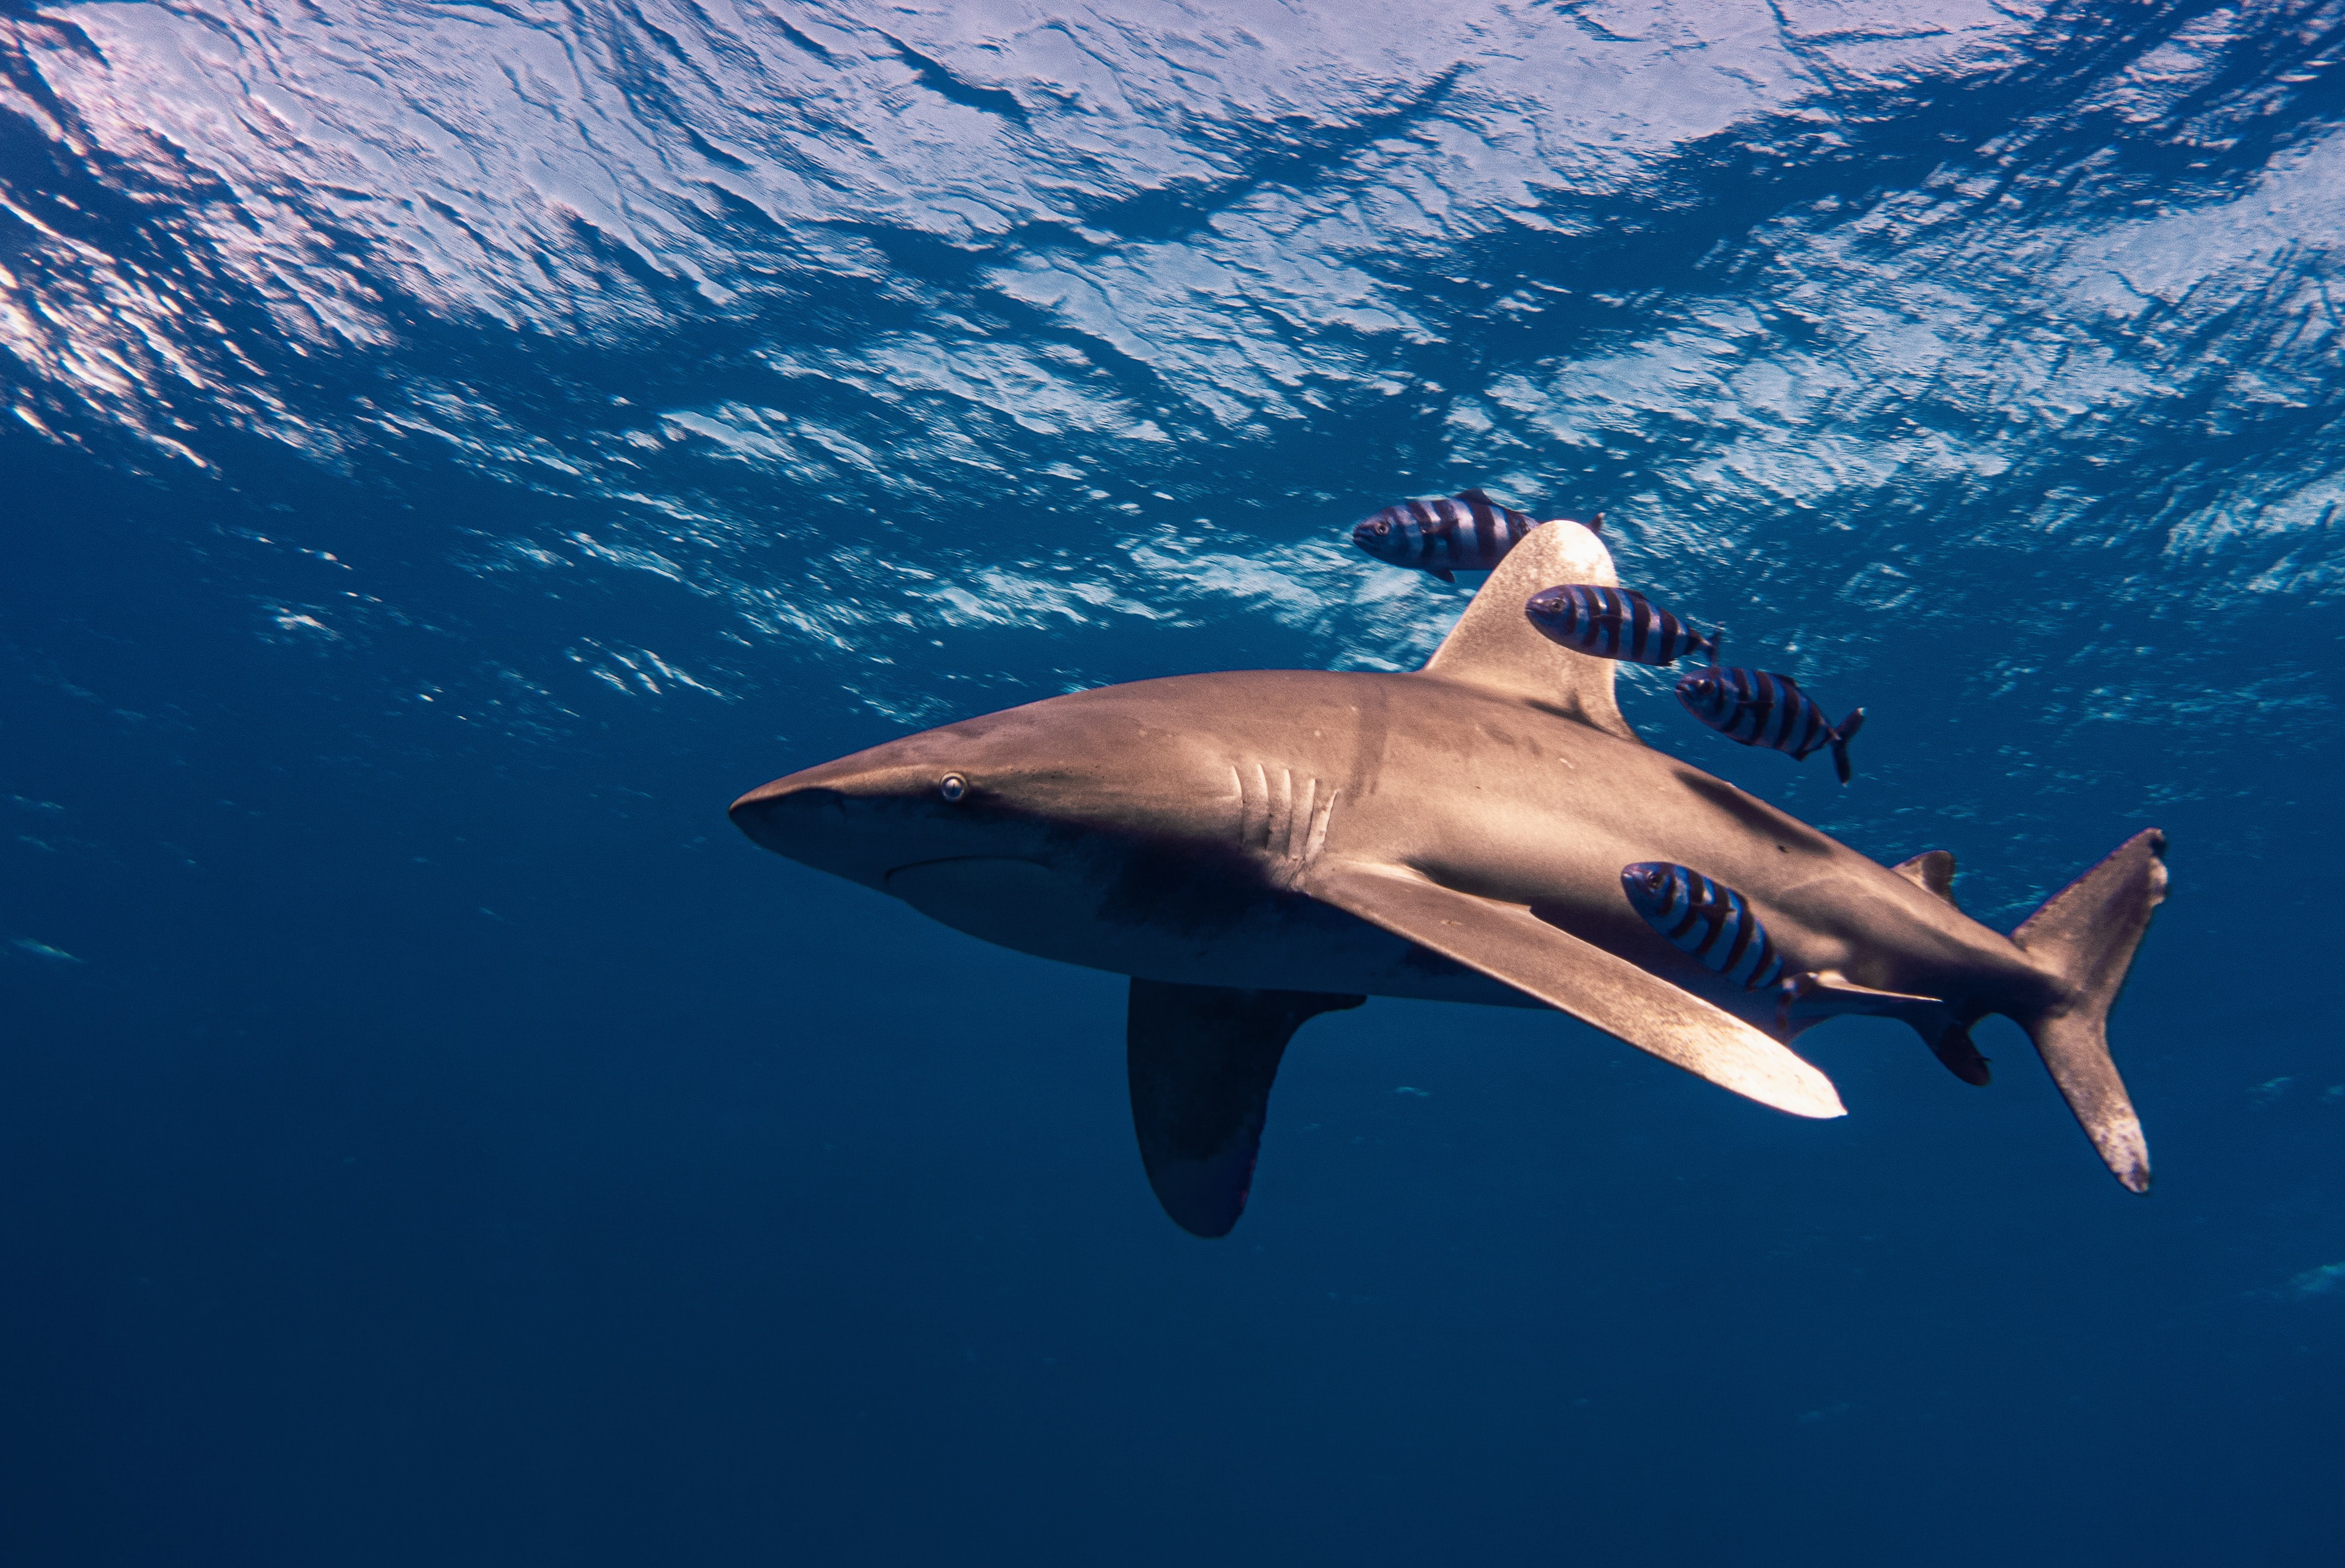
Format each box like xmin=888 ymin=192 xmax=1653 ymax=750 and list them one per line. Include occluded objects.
xmin=1126 ymin=979 xmax=1364 ymax=1239
xmin=1305 ymin=860 xmax=1844 ymax=1119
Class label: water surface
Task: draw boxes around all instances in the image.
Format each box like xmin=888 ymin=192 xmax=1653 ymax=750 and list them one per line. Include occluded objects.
xmin=4 ymin=2 xmax=2343 ymax=1562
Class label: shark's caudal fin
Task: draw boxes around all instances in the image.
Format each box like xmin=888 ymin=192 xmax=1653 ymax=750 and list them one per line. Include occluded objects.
xmin=2010 ymin=828 xmax=2169 ymax=1193
xmin=1419 ymin=519 xmax=1638 ymax=743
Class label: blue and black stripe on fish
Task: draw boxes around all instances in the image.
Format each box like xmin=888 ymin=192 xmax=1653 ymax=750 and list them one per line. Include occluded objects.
xmin=1523 ymin=584 xmax=1718 ymax=666
xmin=1674 ymin=663 xmax=1866 ymax=784
xmin=1351 ymin=491 xmax=1601 ymax=581
xmin=1620 ymin=861 xmax=1786 ymax=991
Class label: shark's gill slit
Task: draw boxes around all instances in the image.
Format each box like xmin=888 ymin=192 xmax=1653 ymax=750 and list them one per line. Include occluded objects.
xmin=1303 ymin=786 xmax=1338 ymax=867
xmin=1240 ymin=761 xmax=1270 ymax=849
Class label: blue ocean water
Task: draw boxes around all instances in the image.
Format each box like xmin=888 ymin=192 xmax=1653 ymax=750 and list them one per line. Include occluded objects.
xmin=4 ymin=1 xmax=2343 ymax=1560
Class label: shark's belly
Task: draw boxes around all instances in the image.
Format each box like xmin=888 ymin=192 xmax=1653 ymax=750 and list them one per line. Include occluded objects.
xmin=883 ymin=854 xmax=1539 ymax=1007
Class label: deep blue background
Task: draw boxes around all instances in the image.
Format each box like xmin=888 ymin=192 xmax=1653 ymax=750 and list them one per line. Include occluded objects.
xmin=4 ymin=2 xmax=2343 ymax=1561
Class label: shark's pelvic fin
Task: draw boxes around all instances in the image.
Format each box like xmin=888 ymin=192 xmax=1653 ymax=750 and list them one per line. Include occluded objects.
xmin=1306 ymin=859 xmax=1844 ymax=1119
xmin=2011 ymin=828 xmax=2168 ymax=1194
xmin=1890 ymin=849 xmax=1960 ymax=907
xmin=1779 ymin=968 xmax=1988 ymax=1086
xmin=1126 ymin=979 xmax=1364 ymax=1238
xmin=1780 ymin=970 xmax=1943 ymax=1015
xmin=1419 ymin=520 xmax=1639 ymax=743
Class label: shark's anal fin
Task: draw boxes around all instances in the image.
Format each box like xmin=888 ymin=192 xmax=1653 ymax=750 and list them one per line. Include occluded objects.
xmin=1926 ymin=1021 xmax=1992 ymax=1087
xmin=1306 ymin=860 xmax=1844 ymax=1119
xmin=1126 ymin=979 xmax=1364 ymax=1238
xmin=1419 ymin=520 xmax=1637 ymax=743
xmin=1890 ymin=850 xmax=1960 ymax=908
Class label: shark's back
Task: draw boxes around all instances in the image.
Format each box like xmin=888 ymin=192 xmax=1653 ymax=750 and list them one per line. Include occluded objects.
xmin=1419 ymin=519 xmax=1637 ymax=743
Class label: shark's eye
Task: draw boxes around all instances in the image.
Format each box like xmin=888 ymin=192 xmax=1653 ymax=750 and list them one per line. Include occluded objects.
xmin=939 ymin=773 xmax=968 ymax=803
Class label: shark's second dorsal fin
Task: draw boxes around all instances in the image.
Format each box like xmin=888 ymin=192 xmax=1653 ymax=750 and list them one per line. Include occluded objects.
xmin=1419 ymin=519 xmax=1635 ymax=741
xmin=1890 ymin=850 xmax=1960 ymax=908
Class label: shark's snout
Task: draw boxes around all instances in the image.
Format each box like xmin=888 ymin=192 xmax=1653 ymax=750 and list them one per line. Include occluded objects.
xmin=727 ymin=757 xmax=940 ymax=887
xmin=727 ymin=744 xmax=1038 ymax=891
xmin=727 ymin=780 xmax=846 ymax=858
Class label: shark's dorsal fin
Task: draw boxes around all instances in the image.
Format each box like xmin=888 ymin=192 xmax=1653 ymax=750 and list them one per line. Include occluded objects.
xmin=1890 ymin=850 xmax=1960 ymax=907
xmin=1419 ymin=519 xmax=1636 ymax=742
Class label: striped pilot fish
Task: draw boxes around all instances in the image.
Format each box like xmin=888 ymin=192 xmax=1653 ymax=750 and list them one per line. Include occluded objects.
xmin=1621 ymin=861 xmax=1787 ymax=993
xmin=1523 ymin=584 xmax=1718 ymax=666
xmin=1351 ymin=490 xmax=1599 ymax=582
xmin=1675 ymin=663 xmax=1866 ymax=784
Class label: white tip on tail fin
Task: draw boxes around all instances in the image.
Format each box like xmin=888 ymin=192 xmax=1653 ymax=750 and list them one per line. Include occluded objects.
xmin=2011 ymin=828 xmax=2169 ymax=1193
xmin=1419 ymin=520 xmax=1637 ymax=742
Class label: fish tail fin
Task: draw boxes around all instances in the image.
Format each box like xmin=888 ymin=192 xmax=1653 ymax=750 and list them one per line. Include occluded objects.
xmin=1830 ymin=706 xmax=1865 ymax=784
xmin=2009 ymin=829 xmax=2169 ymax=1193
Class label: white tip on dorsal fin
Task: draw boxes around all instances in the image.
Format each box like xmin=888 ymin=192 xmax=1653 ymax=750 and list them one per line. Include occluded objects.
xmin=1890 ymin=850 xmax=1960 ymax=908
xmin=1419 ymin=519 xmax=1636 ymax=742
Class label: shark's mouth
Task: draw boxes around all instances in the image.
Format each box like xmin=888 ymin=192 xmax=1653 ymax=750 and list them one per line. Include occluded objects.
xmin=885 ymin=855 xmax=1065 ymax=914
xmin=884 ymin=855 xmax=1053 ymax=884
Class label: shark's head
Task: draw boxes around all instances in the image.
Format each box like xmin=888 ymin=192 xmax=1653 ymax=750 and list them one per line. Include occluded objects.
xmin=730 ymin=687 xmax=1268 ymax=970
xmin=728 ymin=687 xmax=1242 ymax=897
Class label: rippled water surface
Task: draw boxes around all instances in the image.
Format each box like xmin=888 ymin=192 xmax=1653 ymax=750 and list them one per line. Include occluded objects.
xmin=5 ymin=2 xmax=2343 ymax=1562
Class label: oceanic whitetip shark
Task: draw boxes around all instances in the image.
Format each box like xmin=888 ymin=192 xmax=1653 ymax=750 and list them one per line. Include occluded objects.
xmin=731 ymin=522 xmax=2165 ymax=1236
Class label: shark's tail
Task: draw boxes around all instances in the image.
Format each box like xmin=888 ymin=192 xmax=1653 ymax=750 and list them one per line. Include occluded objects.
xmin=2009 ymin=828 xmax=2169 ymax=1193
xmin=1829 ymin=708 xmax=1865 ymax=785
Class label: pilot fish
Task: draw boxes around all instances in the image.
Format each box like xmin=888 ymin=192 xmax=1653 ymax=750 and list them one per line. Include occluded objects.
xmin=1524 ymin=584 xmax=1717 ymax=666
xmin=1352 ymin=491 xmax=1598 ymax=582
xmin=1621 ymin=862 xmax=1788 ymax=992
xmin=1675 ymin=664 xmax=1866 ymax=784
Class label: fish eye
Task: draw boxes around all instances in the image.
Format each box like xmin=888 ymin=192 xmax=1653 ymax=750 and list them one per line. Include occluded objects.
xmin=1372 ymin=521 xmax=1390 ymax=535
xmin=938 ymin=773 xmax=968 ymax=803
